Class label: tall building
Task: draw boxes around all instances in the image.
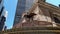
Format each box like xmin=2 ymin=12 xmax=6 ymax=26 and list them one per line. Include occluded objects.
xmin=13 ymin=0 xmax=37 ymax=26
xmin=1 ymin=0 xmax=60 ymax=34
xmin=13 ymin=0 xmax=60 ymax=28
xmin=0 ymin=0 xmax=8 ymax=31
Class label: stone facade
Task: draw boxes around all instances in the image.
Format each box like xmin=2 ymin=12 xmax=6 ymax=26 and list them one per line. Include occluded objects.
xmin=13 ymin=0 xmax=60 ymax=28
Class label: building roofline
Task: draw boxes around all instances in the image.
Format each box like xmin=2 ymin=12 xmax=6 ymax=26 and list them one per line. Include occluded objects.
xmin=39 ymin=1 xmax=60 ymax=13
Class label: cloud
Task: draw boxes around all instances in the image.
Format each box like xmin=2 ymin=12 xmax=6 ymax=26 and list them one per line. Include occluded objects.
xmin=7 ymin=26 xmax=12 ymax=29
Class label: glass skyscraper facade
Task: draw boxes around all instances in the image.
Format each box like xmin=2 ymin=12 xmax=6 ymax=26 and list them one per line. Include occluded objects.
xmin=0 ymin=0 xmax=8 ymax=31
xmin=0 ymin=0 xmax=4 ymax=31
xmin=13 ymin=0 xmax=37 ymax=26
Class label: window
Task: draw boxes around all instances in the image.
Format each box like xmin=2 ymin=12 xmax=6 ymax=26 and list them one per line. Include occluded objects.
xmin=54 ymin=17 xmax=60 ymax=24
xmin=53 ymin=15 xmax=60 ymax=23
xmin=0 ymin=7 xmax=4 ymax=16
xmin=0 ymin=0 xmax=2 ymax=3
xmin=1 ymin=16 xmax=6 ymax=22
xmin=15 ymin=16 xmax=21 ymax=22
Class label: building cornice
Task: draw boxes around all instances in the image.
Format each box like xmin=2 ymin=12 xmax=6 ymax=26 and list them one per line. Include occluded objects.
xmin=39 ymin=1 xmax=60 ymax=13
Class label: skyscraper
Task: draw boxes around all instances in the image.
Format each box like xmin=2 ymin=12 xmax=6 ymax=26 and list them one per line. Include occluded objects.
xmin=13 ymin=0 xmax=37 ymax=26
xmin=0 ymin=0 xmax=8 ymax=31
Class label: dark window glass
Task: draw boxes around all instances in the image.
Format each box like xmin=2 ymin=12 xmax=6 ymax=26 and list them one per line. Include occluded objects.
xmin=1 ymin=16 xmax=6 ymax=22
xmin=0 ymin=7 xmax=4 ymax=16
xmin=0 ymin=0 xmax=2 ymax=3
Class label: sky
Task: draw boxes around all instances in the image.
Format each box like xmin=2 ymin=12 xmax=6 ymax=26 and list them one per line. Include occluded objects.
xmin=4 ymin=0 xmax=60 ymax=29
xmin=4 ymin=0 xmax=18 ymax=29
